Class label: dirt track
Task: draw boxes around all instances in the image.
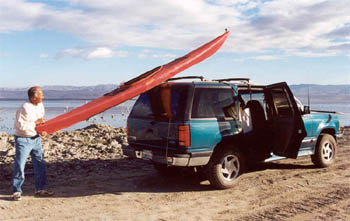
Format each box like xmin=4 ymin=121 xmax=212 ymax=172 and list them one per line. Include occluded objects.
xmin=1 ymin=128 xmax=349 ymax=220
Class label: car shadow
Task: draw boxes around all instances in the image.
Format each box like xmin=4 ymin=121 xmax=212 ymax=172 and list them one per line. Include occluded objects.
xmin=246 ymin=161 xmax=316 ymax=174
xmin=0 ymin=158 xmax=319 ymax=200
xmin=0 ymin=158 xmax=214 ymax=200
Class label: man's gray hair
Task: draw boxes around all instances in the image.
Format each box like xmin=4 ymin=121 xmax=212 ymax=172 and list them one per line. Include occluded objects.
xmin=28 ymin=87 xmax=41 ymax=99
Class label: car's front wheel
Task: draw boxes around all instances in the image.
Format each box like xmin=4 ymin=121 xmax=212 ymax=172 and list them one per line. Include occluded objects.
xmin=208 ymin=146 xmax=245 ymax=189
xmin=311 ymin=133 xmax=337 ymax=167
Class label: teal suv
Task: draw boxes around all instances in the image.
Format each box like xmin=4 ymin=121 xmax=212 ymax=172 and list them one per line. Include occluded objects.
xmin=123 ymin=77 xmax=342 ymax=189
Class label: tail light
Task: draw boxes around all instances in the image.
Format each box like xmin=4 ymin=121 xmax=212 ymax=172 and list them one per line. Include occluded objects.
xmin=178 ymin=125 xmax=190 ymax=147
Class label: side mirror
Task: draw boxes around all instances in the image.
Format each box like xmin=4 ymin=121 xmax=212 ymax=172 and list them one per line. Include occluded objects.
xmin=303 ymin=106 xmax=311 ymax=115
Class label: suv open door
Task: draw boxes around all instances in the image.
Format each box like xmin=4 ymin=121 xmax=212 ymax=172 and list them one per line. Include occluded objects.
xmin=265 ymin=82 xmax=307 ymax=158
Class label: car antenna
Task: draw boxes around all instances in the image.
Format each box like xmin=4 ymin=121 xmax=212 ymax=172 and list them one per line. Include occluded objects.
xmin=248 ymin=81 xmax=252 ymax=101
xmin=307 ymin=84 xmax=311 ymax=108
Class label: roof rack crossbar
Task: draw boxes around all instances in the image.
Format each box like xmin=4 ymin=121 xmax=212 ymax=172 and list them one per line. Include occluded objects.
xmin=167 ymin=76 xmax=207 ymax=82
xmin=213 ymin=78 xmax=251 ymax=83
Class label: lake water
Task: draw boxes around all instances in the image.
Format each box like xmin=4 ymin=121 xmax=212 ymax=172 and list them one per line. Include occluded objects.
xmin=0 ymin=99 xmax=135 ymax=134
xmin=310 ymin=103 xmax=350 ymax=127
xmin=0 ymin=99 xmax=349 ymax=134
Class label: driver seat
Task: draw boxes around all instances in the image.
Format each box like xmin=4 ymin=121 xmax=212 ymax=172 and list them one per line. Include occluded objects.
xmin=244 ymin=100 xmax=267 ymax=131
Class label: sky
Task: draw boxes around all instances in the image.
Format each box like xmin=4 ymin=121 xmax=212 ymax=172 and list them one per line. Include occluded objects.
xmin=0 ymin=0 xmax=349 ymax=88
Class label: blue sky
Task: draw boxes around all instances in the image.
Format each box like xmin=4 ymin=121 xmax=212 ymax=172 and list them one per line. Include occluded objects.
xmin=0 ymin=0 xmax=349 ymax=88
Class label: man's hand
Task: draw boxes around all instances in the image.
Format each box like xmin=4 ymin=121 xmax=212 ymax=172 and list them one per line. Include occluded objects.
xmin=35 ymin=118 xmax=45 ymax=125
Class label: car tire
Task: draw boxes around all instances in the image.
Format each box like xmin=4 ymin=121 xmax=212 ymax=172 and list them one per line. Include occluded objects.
xmin=311 ymin=133 xmax=337 ymax=168
xmin=208 ymin=146 xmax=245 ymax=189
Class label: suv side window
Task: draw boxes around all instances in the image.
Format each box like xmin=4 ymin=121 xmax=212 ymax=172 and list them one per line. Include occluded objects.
xmin=191 ymin=88 xmax=237 ymax=119
xmin=240 ymin=92 xmax=269 ymax=120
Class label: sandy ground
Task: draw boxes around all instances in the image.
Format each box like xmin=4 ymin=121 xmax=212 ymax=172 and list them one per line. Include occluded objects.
xmin=1 ymin=128 xmax=349 ymax=221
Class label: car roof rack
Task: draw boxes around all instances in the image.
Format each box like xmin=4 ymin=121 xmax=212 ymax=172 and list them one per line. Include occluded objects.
xmin=167 ymin=76 xmax=207 ymax=82
xmin=213 ymin=78 xmax=251 ymax=84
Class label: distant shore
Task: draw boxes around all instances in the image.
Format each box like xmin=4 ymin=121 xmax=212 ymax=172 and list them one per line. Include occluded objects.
xmin=1 ymin=84 xmax=349 ymax=103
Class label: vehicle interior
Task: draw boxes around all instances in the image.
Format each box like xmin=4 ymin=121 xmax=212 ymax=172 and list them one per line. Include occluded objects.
xmin=237 ymin=87 xmax=274 ymax=159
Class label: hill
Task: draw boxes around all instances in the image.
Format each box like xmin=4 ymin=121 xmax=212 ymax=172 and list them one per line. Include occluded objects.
xmin=289 ymin=84 xmax=350 ymax=104
xmin=0 ymin=84 xmax=118 ymax=100
xmin=0 ymin=84 xmax=349 ymax=104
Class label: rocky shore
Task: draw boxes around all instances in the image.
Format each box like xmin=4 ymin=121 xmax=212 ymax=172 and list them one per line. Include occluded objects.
xmin=0 ymin=124 xmax=127 ymax=180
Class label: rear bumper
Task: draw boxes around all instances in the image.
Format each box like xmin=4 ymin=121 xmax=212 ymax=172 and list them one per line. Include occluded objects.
xmin=122 ymin=145 xmax=212 ymax=167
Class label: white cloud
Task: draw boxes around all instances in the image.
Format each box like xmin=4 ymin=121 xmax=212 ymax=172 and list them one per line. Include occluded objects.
xmin=39 ymin=53 xmax=49 ymax=58
xmin=138 ymin=49 xmax=177 ymax=60
xmin=251 ymin=55 xmax=282 ymax=61
xmin=0 ymin=52 xmax=11 ymax=58
xmin=1 ymin=0 xmax=349 ymax=58
xmin=56 ymin=47 xmax=127 ymax=60
xmin=0 ymin=0 xmax=45 ymax=33
xmin=57 ymin=48 xmax=83 ymax=59
xmin=114 ymin=50 xmax=129 ymax=58
xmin=86 ymin=47 xmax=114 ymax=59
xmin=233 ymin=54 xmax=282 ymax=62
xmin=245 ymin=0 xmax=350 ymax=53
xmin=287 ymin=50 xmax=338 ymax=58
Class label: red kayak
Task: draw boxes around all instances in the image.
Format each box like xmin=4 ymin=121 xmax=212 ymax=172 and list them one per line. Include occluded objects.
xmin=36 ymin=31 xmax=230 ymax=135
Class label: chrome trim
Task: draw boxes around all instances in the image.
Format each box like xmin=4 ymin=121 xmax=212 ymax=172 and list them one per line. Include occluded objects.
xmin=302 ymin=138 xmax=316 ymax=143
xmin=336 ymin=133 xmax=343 ymax=139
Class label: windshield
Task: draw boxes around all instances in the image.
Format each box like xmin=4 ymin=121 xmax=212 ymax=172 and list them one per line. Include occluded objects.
xmin=129 ymin=84 xmax=190 ymax=121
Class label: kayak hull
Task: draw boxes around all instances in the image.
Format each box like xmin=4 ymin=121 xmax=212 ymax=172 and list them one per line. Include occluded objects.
xmin=36 ymin=31 xmax=230 ymax=134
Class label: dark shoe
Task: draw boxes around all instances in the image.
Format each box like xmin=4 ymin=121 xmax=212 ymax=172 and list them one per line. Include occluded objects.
xmin=34 ymin=190 xmax=54 ymax=197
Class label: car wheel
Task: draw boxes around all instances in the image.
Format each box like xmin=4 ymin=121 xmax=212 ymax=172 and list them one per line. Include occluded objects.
xmin=208 ymin=147 xmax=245 ymax=189
xmin=311 ymin=133 xmax=337 ymax=168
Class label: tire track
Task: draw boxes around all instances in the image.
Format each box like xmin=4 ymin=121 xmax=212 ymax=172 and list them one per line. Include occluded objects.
xmin=243 ymin=140 xmax=350 ymax=187
xmin=238 ymin=186 xmax=350 ymax=221
xmin=229 ymin=141 xmax=350 ymax=221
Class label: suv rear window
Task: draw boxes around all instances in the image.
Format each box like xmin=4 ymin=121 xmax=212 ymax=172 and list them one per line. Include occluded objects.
xmin=191 ymin=88 xmax=237 ymax=118
xmin=129 ymin=84 xmax=189 ymax=120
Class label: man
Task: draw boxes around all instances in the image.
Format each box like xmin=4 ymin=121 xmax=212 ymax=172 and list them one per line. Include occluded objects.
xmin=12 ymin=86 xmax=53 ymax=201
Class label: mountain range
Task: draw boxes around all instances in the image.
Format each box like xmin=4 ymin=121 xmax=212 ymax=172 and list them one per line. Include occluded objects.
xmin=0 ymin=84 xmax=349 ymax=104
xmin=0 ymin=84 xmax=118 ymax=100
xmin=290 ymin=84 xmax=349 ymax=104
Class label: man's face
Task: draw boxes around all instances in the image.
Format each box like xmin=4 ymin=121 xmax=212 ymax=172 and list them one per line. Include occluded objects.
xmin=31 ymin=89 xmax=44 ymax=105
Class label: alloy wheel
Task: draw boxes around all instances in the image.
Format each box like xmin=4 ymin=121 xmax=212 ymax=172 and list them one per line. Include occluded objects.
xmin=221 ymin=154 xmax=240 ymax=181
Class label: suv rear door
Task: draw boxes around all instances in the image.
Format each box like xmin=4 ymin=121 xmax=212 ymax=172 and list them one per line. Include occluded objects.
xmin=127 ymin=84 xmax=191 ymax=149
xmin=265 ymin=82 xmax=307 ymax=158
